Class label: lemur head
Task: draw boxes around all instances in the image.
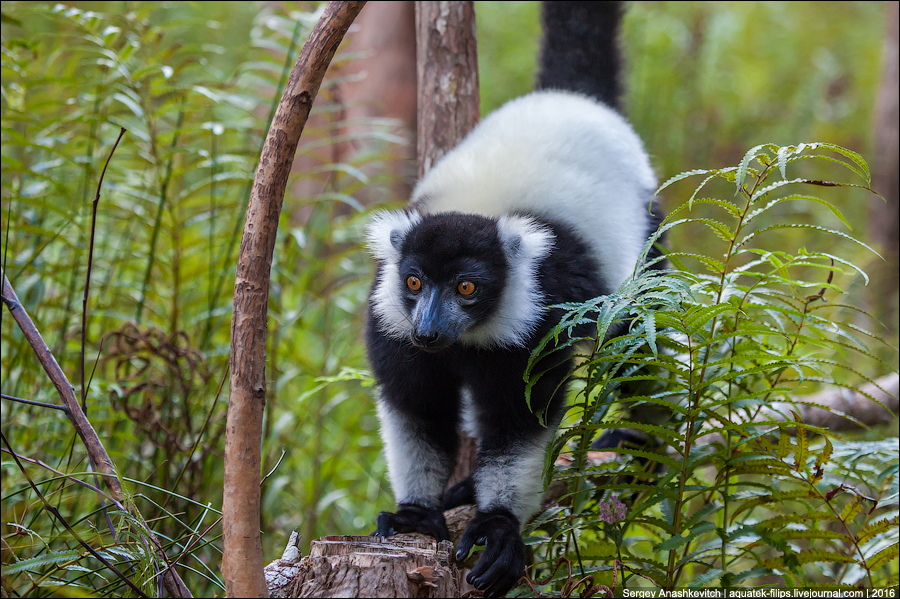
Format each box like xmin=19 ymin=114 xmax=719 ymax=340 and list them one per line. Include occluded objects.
xmin=367 ymin=210 xmax=555 ymax=350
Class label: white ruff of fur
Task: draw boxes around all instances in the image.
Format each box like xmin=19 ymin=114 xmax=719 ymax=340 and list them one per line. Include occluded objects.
xmin=411 ymin=90 xmax=657 ymax=292
xmin=459 ymin=215 xmax=554 ymax=348
xmin=366 ymin=210 xmax=421 ymax=340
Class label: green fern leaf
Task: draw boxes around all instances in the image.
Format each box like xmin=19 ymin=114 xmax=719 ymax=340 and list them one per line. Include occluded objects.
xmin=736 ymin=223 xmax=880 ymax=257
xmin=654 ymin=168 xmax=716 ymax=198
xmin=795 ymin=423 xmax=808 ymax=469
xmin=730 ymin=490 xmax=813 ymax=521
xmin=3 ymin=550 xmax=82 ymax=575
xmin=795 ymin=549 xmax=857 ymax=565
xmin=744 ymin=193 xmax=851 ymax=229
xmin=632 ymin=516 xmax=675 ymax=535
xmin=595 ymin=420 xmax=684 ymax=447
xmin=654 ymin=521 xmax=715 ymax=552
xmin=736 ymin=143 xmax=779 ymax=195
xmin=813 ymin=435 xmax=833 ymax=477
xmin=867 ymin=542 xmax=899 ymax=569
xmin=804 ymin=142 xmax=871 ymax=183
xmin=839 ymin=496 xmax=863 ymax=522
xmin=856 ymin=516 xmax=900 ymax=546
xmin=599 ymin=447 xmax=682 ymax=471
xmin=781 ymin=529 xmax=846 ymax=542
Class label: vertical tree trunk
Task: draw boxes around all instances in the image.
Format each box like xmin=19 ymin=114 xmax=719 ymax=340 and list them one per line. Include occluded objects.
xmin=415 ymin=1 xmax=481 ymax=178
xmin=224 ymin=3 xmax=366 ymax=597
xmin=868 ymin=1 xmax=899 ymax=334
xmin=415 ymin=0 xmax=481 ymax=487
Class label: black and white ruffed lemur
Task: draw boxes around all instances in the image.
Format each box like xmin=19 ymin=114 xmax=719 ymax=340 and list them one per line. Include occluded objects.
xmin=364 ymin=2 xmax=663 ymax=596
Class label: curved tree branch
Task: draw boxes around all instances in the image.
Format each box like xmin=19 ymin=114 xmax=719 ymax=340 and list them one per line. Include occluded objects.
xmin=223 ymin=2 xmax=366 ymax=597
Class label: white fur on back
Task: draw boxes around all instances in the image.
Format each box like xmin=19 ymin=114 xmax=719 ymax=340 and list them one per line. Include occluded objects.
xmin=411 ymin=91 xmax=656 ymax=290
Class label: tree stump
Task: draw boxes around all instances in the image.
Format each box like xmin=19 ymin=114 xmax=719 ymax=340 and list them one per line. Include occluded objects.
xmin=266 ymin=506 xmax=478 ymax=598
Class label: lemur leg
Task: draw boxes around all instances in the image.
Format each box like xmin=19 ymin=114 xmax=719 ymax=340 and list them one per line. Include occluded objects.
xmin=375 ymin=401 xmax=459 ymax=540
xmin=455 ymin=354 xmax=569 ymax=597
xmin=370 ymin=338 xmax=462 ymax=541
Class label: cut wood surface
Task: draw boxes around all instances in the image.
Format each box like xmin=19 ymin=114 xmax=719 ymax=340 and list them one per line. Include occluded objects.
xmin=265 ymin=506 xmax=478 ymax=598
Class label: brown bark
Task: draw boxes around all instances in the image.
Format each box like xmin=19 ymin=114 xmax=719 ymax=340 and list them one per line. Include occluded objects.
xmin=414 ymin=1 xmax=481 ymax=179
xmin=294 ymin=536 xmax=458 ymax=598
xmin=224 ymin=3 xmax=366 ymax=597
xmin=1 ymin=273 xmax=193 ymax=598
xmin=264 ymin=506 xmax=477 ymax=598
xmin=868 ymin=1 xmax=899 ymax=334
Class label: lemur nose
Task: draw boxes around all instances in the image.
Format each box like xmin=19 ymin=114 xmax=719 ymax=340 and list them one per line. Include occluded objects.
xmin=412 ymin=330 xmax=443 ymax=350
xmin=412 ymin=331 xmax=446 ymax=352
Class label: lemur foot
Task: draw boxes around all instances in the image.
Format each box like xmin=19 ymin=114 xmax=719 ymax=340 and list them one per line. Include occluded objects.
xmin=373 ymin=503 xmax=449 ymax=541
xmin=456 ymin=508 xmax=525 ymax=598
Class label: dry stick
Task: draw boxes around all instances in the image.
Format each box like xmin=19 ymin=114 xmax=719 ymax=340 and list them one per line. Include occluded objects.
xmin=0 ymin=392 xmax=68 ymax=412
xmin=223 ymin=2 xmax=366 ymax=597
xmin=81 ymin=126 xmax=125 ymax=415
xmin=80 ymin=127 xmax=126 ymax=543
xmin=0 ymin=274 xmax=193 ymax=598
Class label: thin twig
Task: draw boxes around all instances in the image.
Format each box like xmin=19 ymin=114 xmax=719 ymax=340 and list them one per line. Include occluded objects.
xmin=261 ymin=446 xmax=287 ymax=487
xmin=82 ymin=126 xmax=125 ymax=414
xmin=1 ymin=392 xmax=68 ymax=412
xmin=76 ymin=127 xmax=126 ymax=542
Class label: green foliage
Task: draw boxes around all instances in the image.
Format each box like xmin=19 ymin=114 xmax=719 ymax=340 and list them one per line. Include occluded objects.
xmin=475 ymin=0 xmax=541 ymax=115
xmin=2 ymin=1 xmax=396 ymax=595
xmin=523 ymin=144 xmax=898 ymax=592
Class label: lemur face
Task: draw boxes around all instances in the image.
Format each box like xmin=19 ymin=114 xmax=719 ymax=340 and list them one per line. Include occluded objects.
xmin=367 ymin=209 xmax=556 ymax=350
xmin=396 ymin=214 xmax=507 ymax=351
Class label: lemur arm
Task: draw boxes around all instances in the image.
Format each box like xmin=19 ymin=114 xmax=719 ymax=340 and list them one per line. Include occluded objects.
xmin=455 ymin=352 xmax=570 ymax=596
xmin=368 ymin=328 xmax=462 ymax=540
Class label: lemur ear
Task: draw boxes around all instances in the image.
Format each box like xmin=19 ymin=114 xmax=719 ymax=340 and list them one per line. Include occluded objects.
xmin=366 ymin=209 xmax=421 ymax=262
xmin=496 ymin=215 xmax=554 ymax=263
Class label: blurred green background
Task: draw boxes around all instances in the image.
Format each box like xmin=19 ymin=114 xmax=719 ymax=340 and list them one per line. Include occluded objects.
xmin=2 ymin=1 xmax=895 ymax=596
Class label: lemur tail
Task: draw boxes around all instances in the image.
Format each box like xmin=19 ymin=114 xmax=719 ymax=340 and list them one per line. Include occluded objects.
xmin=536 ymin=1 xmax=624 ymax=110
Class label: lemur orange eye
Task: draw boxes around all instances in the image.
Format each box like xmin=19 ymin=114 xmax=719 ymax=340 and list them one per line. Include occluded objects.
xmin=406 ymin=276 xmax=422 ymax=291
xmin=457 ymin=281 xmax=476 ymax=296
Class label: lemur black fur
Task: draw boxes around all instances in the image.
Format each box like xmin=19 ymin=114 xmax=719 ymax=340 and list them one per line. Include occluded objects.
xmin=365 ymin=3 xmax=660 ymax=596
